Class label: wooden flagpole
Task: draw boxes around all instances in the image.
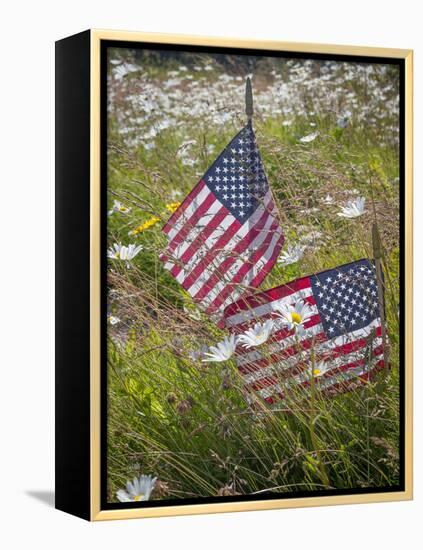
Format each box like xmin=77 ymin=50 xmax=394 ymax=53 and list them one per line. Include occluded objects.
xmin=245 ymin=77 xmax=253 ymax=122
xmin=372 ymin=222 xmax=389 ymax=373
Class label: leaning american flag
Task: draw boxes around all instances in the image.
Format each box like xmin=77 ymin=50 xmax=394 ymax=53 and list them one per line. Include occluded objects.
xmin=224 ymin=259 xmax=386 ymax=406
xmin=160 ymin=122 xmax=284 ymax=321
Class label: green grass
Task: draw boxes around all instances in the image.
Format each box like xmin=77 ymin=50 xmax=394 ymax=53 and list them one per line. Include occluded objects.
xmin=105 ymin=52 xmax=400 ymax=502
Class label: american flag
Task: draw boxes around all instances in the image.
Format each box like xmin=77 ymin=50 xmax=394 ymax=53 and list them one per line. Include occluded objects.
xmin=224 ymin=259 xmax=385 ymax=406
xmin=160 ymin=122 xmax=284 ymax=321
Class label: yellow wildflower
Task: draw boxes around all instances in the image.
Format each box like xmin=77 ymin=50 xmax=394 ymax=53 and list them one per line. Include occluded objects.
xmin=166 ymin=202 xmax=182 ymax=213
xmin=129 ymin=216 xmax=161 ymax=236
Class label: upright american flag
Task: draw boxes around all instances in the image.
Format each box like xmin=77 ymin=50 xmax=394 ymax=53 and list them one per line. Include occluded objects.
xmin=160 ymin=122 xmax=284 ymax=321
xmin=224 ymin=259 xmax=385 ymax=406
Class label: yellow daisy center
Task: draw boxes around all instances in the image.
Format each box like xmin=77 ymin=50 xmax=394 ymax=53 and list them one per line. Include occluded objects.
xmin=313 ymin=369 xmax=321 ymax=376
xmin=133 ymin=493 xmax=145 ymax=501
xmin=291 ymin=312 xmax=302 ymax=324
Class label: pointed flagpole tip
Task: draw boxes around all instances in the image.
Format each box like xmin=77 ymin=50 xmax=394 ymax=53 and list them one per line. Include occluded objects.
xmin=245 ymin=77 xmax=253 ymax=122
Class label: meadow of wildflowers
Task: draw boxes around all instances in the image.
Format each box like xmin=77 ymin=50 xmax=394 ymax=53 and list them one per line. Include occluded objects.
xmin=106 ymin=48 xmax=401 ymax=503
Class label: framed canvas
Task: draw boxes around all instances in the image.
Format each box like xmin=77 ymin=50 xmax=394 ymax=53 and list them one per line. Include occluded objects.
xmin=55 ymin=29 xmax=413 ymax=521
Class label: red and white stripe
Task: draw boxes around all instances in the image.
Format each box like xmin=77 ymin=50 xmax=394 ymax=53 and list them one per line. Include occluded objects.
xmin=161 ymin=181 xmax=284 ymax=320
xmin=224 ymin=277 xmax=384 ymax=405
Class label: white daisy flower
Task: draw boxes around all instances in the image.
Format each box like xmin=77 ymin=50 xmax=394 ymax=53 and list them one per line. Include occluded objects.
xmin=294 ymin=361 xmax=332 ymax=384
xmin=273 ymin=300 xmax=312 ymax=336
xmin=323 ymin=194 xmax=334 ymax=205
xmin=238 ymin=320 xmax=274 ymax=349
xmin=107 ymin=243 xmax=143 ymax=261
xmin=108 ymin=200 xmax=131 ymax=216
xmin=337 ymin=197 xmax=366 ymax=218
xmin=337 ymin=110 xmax=352 ymax=128
xmin=113 ymin=63 xmax=139 ymax=80
xmin=311 ymin=361 xmax=332 ymax=378
xmin=107 ymin=314 xmax=121 ymax=325
xmin=299 ymin=131 xmax=320 ymax=143
xmin=116 ymin=474 xmax=157 ymax=503
xmin=202 ymin=334 xmax=238 ymax=363
xmin=277 ymin=244 xmax=306 ymax=266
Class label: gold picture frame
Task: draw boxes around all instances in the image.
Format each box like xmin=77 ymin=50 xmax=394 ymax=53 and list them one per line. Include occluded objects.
xmin=55 ymin=29 xmax=413 ymax=521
